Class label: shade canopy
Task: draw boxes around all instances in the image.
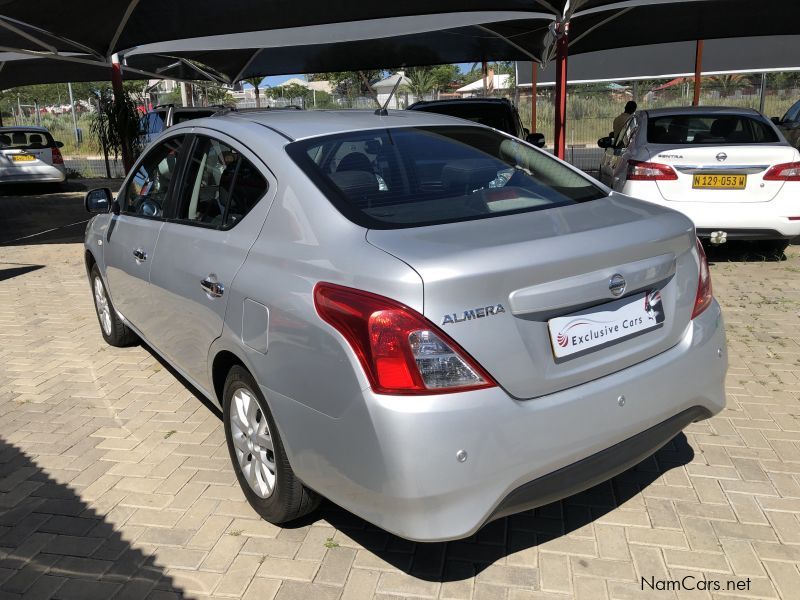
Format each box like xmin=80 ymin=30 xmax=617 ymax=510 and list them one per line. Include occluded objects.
xmin=0 ymin=1 xmax=798 ymax=88
xmin=518 ymin=35 xmax=800 ymax=86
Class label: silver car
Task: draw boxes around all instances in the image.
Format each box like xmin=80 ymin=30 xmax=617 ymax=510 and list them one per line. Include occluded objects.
xmin=0 ymin=126 xmax=66 ymax=184
xmin=83 ymin=109 xmax=727 ymax=542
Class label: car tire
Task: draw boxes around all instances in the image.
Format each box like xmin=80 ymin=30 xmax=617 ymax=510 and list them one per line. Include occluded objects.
xmin=90 ymin=265 xmax=138 ymax=347
xmin=223 ymin=365 xmax=319 ymax=523
xmin=760 ymin=240 xmax=790 ymax=258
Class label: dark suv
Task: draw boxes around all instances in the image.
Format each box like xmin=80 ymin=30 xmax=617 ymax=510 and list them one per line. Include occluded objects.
xmin=772 ymin=99 xmax=800 ymax=149
xmin=408 ymin=98 xmax=545 ymax=147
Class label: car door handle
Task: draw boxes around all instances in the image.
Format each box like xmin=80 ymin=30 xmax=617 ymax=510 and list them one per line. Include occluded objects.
xmin=201 ymin=276 xmax=224 ymax=298
xmin=132 ymin=248 xmax=147 ymax=261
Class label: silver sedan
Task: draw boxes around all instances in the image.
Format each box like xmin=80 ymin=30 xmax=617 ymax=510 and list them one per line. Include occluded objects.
xmin=0 ymin=126 xmax=66 ymax=184
xmin=83 ymin=109 xmax=727 ymax=541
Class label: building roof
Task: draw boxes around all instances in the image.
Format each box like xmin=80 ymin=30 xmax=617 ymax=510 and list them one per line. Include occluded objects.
xmin=456 ymin=74 xmax=511 ymax=93
xmin=373 ymin=71 xmax=412 ymax=90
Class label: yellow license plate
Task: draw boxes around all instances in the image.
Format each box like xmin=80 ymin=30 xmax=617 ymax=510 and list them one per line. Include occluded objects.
xmin=11 ymin=154 xmax=35 ymax=162
xmin=692 ymin=173 xmax=746 ymax=189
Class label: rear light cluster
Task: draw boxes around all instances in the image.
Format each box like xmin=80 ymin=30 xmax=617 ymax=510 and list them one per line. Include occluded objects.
xmin=691 ymin=239 xmax=713 ymax=319
xmin=626 ymin=160 xmax=677 ymax=181
xmin=51 ymin=146 xmax=64 ymax=165
xmin=314 ymin=283 xmax=496 ymax=395
xmin=763 ymin=161 xmax=800 ymax=181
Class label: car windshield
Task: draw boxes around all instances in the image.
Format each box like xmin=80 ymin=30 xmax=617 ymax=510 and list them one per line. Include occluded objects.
xmin=647 ymin=114 xmax=779 ymax=144
xmin=412 ymin=103 xmax=516 ymax=135
xmin=287 ymin=126 xmax=606 ymax=229
xmin=0 ymin=129 xmax=55 ymax=149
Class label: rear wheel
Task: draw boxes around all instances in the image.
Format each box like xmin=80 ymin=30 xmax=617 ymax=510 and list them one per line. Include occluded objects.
xmin=759 ymin=239 xmax=790 ymax=258
xmin=90 ymin=265 xmax=138 ymax=347
xmin=222 ymin=366 xmax=319 ymax=523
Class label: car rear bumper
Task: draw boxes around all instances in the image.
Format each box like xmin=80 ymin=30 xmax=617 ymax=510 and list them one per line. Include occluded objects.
xmin=620 ymin=184 xmax=800 ymax=239
xmin=0 ymin=164 xmax=66 ymax=183
xmin=266 ymin=300 xmax=726 ymax=541
xmin=696 ymin=228 xmax=796 ymax=241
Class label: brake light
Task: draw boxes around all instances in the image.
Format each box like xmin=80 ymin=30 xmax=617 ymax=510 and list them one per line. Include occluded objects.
xmin=627 ymin=160 xmax=678 ymax=181
xmin=691 ymin=239 xmax=713 ymax=319
xmin=314 ymin=283 xmax=496 ymax=395
xmin=763 ymin=161 xmax=800 ymax=181
xmin=51 ymin=146 xmax=64 ymax=165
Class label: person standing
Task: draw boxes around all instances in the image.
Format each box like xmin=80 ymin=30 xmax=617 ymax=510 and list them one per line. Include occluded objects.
xmin=613 ymin=101 xmax=637 ymax=139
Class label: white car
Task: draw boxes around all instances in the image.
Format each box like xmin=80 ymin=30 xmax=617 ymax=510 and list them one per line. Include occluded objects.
xmin=0 ymin=126 xmax=66 ymax=184
xmin=599 ymin=107 xmax=800 ymax=252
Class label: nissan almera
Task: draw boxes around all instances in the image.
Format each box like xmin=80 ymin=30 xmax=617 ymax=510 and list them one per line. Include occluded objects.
xmin=83 ymin=109 xmax=727 ymax=541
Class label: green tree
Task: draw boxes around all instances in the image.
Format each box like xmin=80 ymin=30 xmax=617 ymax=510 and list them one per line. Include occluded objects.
xmin=244 ymin=77 xmax=263 ymax=108
xmin=404 ymin=67 xmax=437 ymax=100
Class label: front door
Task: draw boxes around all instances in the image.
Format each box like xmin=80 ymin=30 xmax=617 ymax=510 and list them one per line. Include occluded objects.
xmin=104 ymin=135 xmax=185 ymax=334
xmin=147 ymin=133 xmax=273 ymax=389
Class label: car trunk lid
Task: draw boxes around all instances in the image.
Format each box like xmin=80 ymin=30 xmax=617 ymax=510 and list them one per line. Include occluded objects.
xmin=367 ymin=195 xmax=699 ymax=399
xmin=649 ymin=144 xmax=796 ymax=202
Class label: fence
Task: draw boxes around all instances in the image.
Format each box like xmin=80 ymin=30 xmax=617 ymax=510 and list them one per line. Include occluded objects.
xmin=7 ymin=75 xmax=799 ymax=179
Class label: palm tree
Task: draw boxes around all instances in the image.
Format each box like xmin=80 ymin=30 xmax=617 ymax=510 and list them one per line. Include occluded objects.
xmin=406 ymin=67 xmax=437 ymax=101
xmin=244 ymin=77 xmax=263 ymax=108
xmin=711 ymin=74 xmax=751 ymax=97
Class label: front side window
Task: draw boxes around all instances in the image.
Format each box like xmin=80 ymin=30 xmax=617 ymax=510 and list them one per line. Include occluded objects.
xmin=782 ymin=100 xmax=800 ymax=124
xmin=175 ymin=136 xmax=268 ymax=229
xmin=647 ymin=114 xmax=779 ymax=144
xmin=287 ymin=126 xmax=605 ymax=229
xmin=123 ymin=136 xmax=184 ymax=217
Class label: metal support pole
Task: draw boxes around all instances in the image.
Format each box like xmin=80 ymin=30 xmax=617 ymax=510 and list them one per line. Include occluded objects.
xmin=34 ymin=100 xmax=41 ymax=127
xmin=692 ymin=40 xmax=704 ymax=107
xmin=482 ymin=60 xmax=488 ymax=97
xmin=759 ymin=72 xmax=767 ymax=114
xmin=111 ymin=53 xmax=132 ymax=173
xmin=68 ymin=82 xmax=80 ymax=144
xmin=530 ymin=64 xmax=538 ymax=133
xmin=554 ymin=23 xmax=569 ymax=160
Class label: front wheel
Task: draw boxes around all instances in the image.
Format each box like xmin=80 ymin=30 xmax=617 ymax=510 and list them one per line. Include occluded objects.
xmin=222 ymin=366 xmax=319 ymax=523
xmin=90 ymin=265 xmax=138 ymax=347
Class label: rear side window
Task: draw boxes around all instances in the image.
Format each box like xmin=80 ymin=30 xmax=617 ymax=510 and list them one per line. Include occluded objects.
xmin=411 ymin=104 xmax=516 ymax=136
xmin=0 ymin=129 xmax=56 ymax=149
xmin=647 ymin=114 xmax=779 ymax=144
xmin=174 ymin=135 xmax=268 ymax=229
xmin=287 ymin=126 xmax=605 ymax=229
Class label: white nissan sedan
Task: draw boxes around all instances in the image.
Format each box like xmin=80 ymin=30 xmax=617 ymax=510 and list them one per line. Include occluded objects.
xmin=599 ymin=107 xmax=800 ymax=252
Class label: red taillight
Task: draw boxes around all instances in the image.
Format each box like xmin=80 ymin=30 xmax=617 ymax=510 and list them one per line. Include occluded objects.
xmin=763 ymin=161 xmax=800 ymax=181
xmin=627 ymin=160 xmax=678 ymax=181
xmin=691 ymin=239 xmax=713 ymax=319
xmin=314 ymin=283 xmax=496 ymax=395
xmin=51 ymin=146 xmax=64 ymax=165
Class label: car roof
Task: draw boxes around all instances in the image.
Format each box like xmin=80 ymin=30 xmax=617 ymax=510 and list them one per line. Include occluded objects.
xmin=0 ymin=126 xmax=51 ymax=133
xmin=410 ymin=98 xmax=512 ymax=107
xmin=188 ymin=109 xmax=483 ymax=141
xmin=643 ymin=106 xmax=763 ymax=118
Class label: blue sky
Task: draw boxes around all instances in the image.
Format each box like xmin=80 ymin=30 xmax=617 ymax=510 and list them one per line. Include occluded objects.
xmin=243 ymin=63 xmax=474 ymax=88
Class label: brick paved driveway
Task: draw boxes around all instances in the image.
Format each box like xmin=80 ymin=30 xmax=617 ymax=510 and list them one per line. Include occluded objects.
xmin=1 ymin=196 xmax=799 ymax=598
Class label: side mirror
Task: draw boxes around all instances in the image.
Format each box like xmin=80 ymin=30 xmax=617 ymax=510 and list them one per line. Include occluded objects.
xmin=54 ymin=141 xmax=64 ymax=148
xmin=526 ymin=132 xmax=546 ymax=148
xmin=598 ymin=136 xmax=615 ymax=149
xmin=85 ymin=188 xmax=113 ymax=214
xmin=771 ymin=116 xmax=782 ymax=125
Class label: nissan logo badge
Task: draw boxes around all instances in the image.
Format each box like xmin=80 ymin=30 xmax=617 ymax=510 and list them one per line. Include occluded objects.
xmin=609 ymin=274 xmax=626 ymax=297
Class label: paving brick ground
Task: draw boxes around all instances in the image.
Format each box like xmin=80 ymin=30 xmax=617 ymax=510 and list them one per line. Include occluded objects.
xmin=1 ymin=227 xmax=799 ymax=599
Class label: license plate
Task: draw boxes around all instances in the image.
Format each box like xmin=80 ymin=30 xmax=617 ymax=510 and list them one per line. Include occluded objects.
xmin=692 ymin=173 xmax=746 ymax=189
xmin=548 ymin=291 xmax=665 ymax=360
xmin=11 ymin=154 xmax=35 ymax=162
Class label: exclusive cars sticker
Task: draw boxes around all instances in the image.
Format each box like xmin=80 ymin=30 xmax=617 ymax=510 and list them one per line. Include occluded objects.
xmin=548 ymin=291 xmax=665 ymax=359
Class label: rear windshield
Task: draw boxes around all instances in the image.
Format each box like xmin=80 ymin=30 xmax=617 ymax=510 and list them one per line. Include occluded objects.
xmin=0 ymin=130 xmax=56 ymax=149
xmin=286 ymin=126 xmax=605 ymax=229
xmin=647 ymin=114 xmax=779 ymax=144
xmin=173 ymin=110 xmax=217 ymax=125
xmin=411 ymin=103 xmax=516 ymax=136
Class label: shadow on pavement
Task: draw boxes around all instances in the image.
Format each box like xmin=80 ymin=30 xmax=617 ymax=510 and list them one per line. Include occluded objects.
xmin=0 ymin=436 xmax=182 ymax=598
xmin=0 ymin=179 xmax=122 ymax=247
xmin=0 ymin=264 xmax=44 ymax=282
xmin=290 ymin=434 xmax=695 ymax=582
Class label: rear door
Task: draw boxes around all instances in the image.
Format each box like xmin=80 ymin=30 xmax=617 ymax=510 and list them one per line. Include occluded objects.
xmin=104 ymin=135 xmax=186 ymax=334
xmin=146 ymin=132 xmax=274 ymax=389
xmin=601 ymin=116 xmax=638 ymax=190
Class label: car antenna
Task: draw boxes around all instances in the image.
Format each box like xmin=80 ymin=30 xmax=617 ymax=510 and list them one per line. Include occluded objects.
xmin=375 ymin=75 xmax=403 ymax=116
